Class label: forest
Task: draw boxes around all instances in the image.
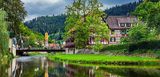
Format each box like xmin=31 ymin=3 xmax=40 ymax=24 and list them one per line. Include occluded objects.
xmin=104 ymin=1 xmax=142 ymax=16
xmin=24 ymin=1 xmax=141 ymax=35
xmin=24 ymin=15 xmax=66 ymax=34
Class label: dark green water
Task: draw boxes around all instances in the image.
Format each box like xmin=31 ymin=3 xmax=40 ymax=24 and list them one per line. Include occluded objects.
xmin=0 ymin=56 xmax=160 ymax=77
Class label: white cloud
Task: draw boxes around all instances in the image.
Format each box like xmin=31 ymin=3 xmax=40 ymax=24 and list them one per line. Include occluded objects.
xmin=21 ymin=0 xmax=70 ymax=21
xmin=22 ymin=0 xmax=61 ymax=4
xmin=25 ymin=15 xmax=38 ymax=21
xmin=22 ymin=0 xmax=138 ymax=21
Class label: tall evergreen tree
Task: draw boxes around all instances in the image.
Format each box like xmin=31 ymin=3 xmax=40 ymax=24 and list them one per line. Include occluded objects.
xmin=105 ymin=1 xmax=142 ymax=16
xmin=65 ymin=0 xmax=110 ymax=51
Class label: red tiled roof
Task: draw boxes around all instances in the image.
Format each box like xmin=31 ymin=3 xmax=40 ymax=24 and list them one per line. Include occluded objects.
xmin=106 ymin=16 xmax=138 ymax=30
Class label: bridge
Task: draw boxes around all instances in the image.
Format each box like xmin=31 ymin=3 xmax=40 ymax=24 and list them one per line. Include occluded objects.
xmin=16 ymin=49 xmax=66 ymax=55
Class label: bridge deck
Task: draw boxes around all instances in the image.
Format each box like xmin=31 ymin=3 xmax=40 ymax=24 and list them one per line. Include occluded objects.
xmin=16 ymin=49 xmax=65 ymax=52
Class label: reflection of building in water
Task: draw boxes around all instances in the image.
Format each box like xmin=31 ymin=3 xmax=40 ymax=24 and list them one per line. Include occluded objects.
xmin=7 ymin=57 xmax=121 ymax=77
xmin=6 ymin=57 xmax=160 ymax=77
xmin=64 ymin=64 xmax=122 ymax=77
xmin=7 ymin=57 xmax=49 ymax=77
xmin=8 ymin=59 xmax=16 ymax=77
xmin=44 ymin=59 xmax=48 ymax=77
xmin=65 ymin=64 xmax=95 ymax=77
xmin=8 ymin=58 xmax=24 ymax=77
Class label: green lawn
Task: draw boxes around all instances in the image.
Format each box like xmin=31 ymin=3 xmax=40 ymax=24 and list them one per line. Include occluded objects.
xmin=47 ymin=54 xmax=160 ymax=65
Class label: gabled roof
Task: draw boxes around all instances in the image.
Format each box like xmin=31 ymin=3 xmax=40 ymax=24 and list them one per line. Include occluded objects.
xmin=106 ymin=16 xmax=138 ymax=30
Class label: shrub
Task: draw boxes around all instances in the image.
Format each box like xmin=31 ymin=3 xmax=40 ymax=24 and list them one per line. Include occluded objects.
xmin=0 ymin=10 xmax=9 ymax=55
xmin=101 ymin=44 xmax=129 ymax=52
xmin=128 ymin=40 xmax=160 ymax=53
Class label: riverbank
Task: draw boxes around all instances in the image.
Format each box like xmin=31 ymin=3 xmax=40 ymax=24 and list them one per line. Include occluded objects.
xmin=46 ymin=54 xmax=160 ymax=66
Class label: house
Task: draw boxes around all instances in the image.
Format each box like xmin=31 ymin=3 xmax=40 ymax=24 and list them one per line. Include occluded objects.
xmin=65 ymin=16 xmax=138 ymax=49
xmin=106 ymin=16 xmax=138 ymax=44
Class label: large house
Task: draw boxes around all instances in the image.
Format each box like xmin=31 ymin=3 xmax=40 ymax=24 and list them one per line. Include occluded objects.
xmin=106 ymin=16 xmax=138 ymax=44
xmin=65 ymin=16 xmax=138 ymax=48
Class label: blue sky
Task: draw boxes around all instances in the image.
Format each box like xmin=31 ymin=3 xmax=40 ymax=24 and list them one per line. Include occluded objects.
xmin=21 ymin=0 xmax=139 ymax=21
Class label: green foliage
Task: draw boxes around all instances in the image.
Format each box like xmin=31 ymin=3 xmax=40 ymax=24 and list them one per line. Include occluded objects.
xmin=121 ymin=22 xmax=157 ymax=43
xmin=0 ymin=0 xmax=27 ymax=35
xmin=105 ymin=1 xmax=142 ymax=16
xmin=0 ymin=10 xmax=9 ymax=56
xmin=18 ymin=23 xmax=44 ymax=47
xmin=48 ymin=54 xmax=160 ymax=65
xmin=49 ymin=32 xmax=63 ymax=40
xmin=128 ymin=22 xmax=148 ymax=42
xmin=134 ymin=1 xmax=160 ymax=33
xmin=65 ymin=0 xmax=110 ymax=50
xmin=120 ymin=37 xmax=130 ymax=44
xmin=128 ymin=40 xmax=160 ymax=52
xmin=25 ymin=15 xmax=66 ymax=34
xmin=101 ymin=44 xmax=128 ymax=52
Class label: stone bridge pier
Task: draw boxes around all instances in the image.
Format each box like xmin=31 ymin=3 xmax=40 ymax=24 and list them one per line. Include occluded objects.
xmin=9 ymin=38 xmax=16 ymax=57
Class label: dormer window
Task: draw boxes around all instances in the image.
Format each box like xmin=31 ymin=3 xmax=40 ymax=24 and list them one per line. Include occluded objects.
xmin=126 ymin=23 xmax=131 ymax=27
xmin=120 ymin=23 xmax=125 ymax=27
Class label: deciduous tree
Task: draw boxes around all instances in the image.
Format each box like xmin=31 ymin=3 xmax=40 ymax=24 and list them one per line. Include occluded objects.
xmin=65 ymin=0 xmax=110 ymax=51
xmin=134 ymin=0 xmax=160 ymax=33
xmin=0 ymin=10 xmax=9 ymax=56
xmin=0 ymin=0 xmax=27 ymax=35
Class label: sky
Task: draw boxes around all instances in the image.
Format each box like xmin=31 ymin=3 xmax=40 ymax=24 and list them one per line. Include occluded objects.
xmin=21 ymin=0 xmax=139 ymax=21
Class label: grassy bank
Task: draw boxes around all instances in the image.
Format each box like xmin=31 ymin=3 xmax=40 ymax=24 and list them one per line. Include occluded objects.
xmin=47 ymin=54 xmax=160 ymax=66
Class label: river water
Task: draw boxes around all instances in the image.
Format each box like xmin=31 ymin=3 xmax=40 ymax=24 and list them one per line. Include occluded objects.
xmin=1 ymin=56 xmax=160 ymax=77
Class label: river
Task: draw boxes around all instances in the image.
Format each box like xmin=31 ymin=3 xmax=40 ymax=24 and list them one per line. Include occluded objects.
xmin=0 ymin=56 xmax=160 ymax=77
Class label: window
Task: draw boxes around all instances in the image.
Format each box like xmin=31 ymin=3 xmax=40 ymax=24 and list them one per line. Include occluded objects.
xmin=121 ymin=29 xmax=127 ymax=34
xmin=126 ymin=23 xmax=131 ymax=27
xmin=110 ymin=37 xmax=116 ymax=42
xmin=120 ymin=23 xmax=125 ymax=27
xmin=111 ymin=30 xmax=115 ymax=34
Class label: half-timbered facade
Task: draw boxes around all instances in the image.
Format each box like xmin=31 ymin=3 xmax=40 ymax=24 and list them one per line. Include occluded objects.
xmin=106 ymin=16 xmax=138 ymax=44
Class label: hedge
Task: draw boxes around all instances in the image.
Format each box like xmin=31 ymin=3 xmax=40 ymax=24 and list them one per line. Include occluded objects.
xmin=129 ymin=40 xmax=160 ymax=52
xmin=101 ymin=40 xmax=160 ymax=53
xmin=101 ymin=44 xmax=129 ymax=52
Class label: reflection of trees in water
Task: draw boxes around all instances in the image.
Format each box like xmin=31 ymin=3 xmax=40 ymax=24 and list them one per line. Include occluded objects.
xmin=5 ymin=57 xmax=160 ymax=77
xmin=48 ymin=62 xmax=66 ymax=77
xmin=12 ymin=57 xmax=47 ymax=77
xmin=15 ymin=62 xmax=39 ymax=77
xmin=64 ymin=64 xmax=95 ymax=77
xmin=100 ymin=67 xmax=160 ymax=77
xmin=52 ymin=63 xmax=160 ymax=77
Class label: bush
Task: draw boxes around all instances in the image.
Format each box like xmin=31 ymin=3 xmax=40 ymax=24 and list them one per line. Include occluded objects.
xmin=129 ymin=40 xmax=160 ymax=53
xmin=101 ymin=40 xmax=160 ymax=54
xmin=0 ymin=10 xmax=9 ymax=55
xmin=101 ymin=44 xmax=129 ymax=52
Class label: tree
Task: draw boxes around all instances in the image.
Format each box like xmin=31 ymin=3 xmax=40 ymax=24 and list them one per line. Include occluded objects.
xmin=0 ymin=10 xmax=9 ymax=56
xmin=105 ymin=1 xmax=142 ymax=16
xmin=120 ymin=22 xmax=157 ymax=43
xmin=128 ymin=22 xmax=148 ymax=43
xmin=18 ymin=23 xmax=44 ymax=48
xmin=0 ymin=0 xmax=27 ymax=35
xmin=65 ymin=0 xmax=110 ymax=51
xmin=134 ymin=0 xmax=160 ymax=33
xmin=24 ymin=15 xmax=66 ymax=34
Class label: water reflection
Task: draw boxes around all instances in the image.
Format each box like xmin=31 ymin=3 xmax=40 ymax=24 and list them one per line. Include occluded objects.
xmin=1 ymin=56 xmax=160 ymax=77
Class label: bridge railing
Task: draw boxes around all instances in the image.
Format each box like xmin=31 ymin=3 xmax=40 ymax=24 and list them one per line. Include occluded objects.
xmin=17 ymin=47 xmax=65 ymax=50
